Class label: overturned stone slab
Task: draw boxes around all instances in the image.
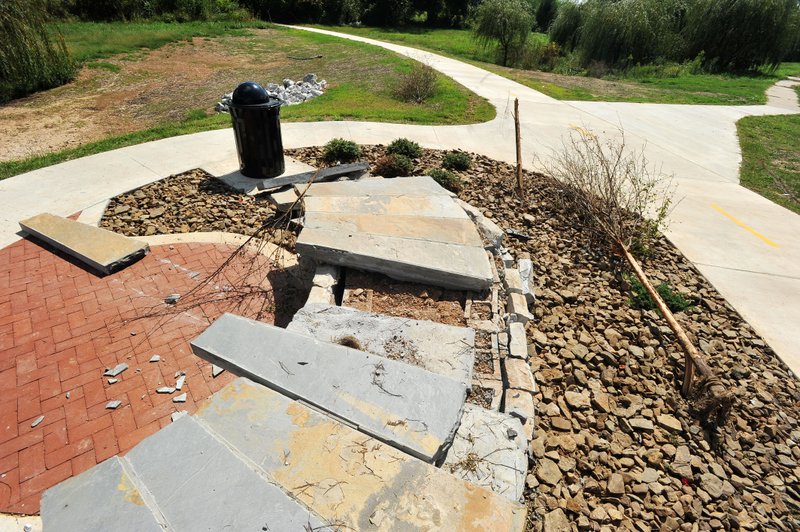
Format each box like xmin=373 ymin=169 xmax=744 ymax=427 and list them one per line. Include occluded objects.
xmin=296 ymin=176 xmax=493 ymax=291
xmin=444 ymin=404 xmax=528 ymax=502
xmin=197 ymin=378 xmax=527 ymax=530
xmin=287 ymin=303 xmax=475 ymax=385
xmin=191 ymin=313 xmax=467 ymax=462
xmin=41 ymin=457 xmax=164 ymax=532
xmin=19 ymin=213 xmax=148 ymax=275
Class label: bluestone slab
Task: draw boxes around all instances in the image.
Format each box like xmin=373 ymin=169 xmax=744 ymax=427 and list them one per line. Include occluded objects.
xmin=41 ymin=457 xmax=164 ymax=532
xmin=196 ymin=378 xmax=527 ymax=531
xmin=19 ymin=213 xmax=148 ymax=275
xmin=443 ymin=404 xmax=528 ymax=502
xmin=125 ymin=415 xmax=327 ymax=530
xmin=296 ymin=177 xmax=493 ymax=290
xmin=287 ymin=303 xmax=475 ymax=385
xmin=190 ymin=313 xmax=467 ymax=462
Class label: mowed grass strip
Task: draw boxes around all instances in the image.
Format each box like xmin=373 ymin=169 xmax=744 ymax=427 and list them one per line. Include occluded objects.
xmin=0 ymin=25 xmax=493 ymax=180
xmin=309 ymin=25 xmax=800 ymax=105
xmin=738 ymin=112 xmax=800 ymax=214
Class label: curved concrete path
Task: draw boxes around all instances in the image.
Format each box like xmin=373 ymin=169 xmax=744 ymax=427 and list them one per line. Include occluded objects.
xmin=1 ymin=27 xmax=799 ymax=372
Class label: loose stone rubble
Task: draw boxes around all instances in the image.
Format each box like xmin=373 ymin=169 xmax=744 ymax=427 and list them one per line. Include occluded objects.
xmin=215 ymin=73 xmax=327 ymax=111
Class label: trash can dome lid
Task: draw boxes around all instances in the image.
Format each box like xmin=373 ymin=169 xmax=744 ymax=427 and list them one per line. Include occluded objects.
xmin=232 ymin=81 xmax=269 ymax=105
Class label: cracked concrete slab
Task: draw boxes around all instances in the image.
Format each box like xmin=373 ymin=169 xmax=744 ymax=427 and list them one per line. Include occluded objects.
xmin=196 ymin=378 xmax=527 ymax=530
xmin=444 ymin=404 xmax=528 ymax=502
xmin=191 ymin=313 xmax=467 ymax=462
xmin=296 ymin=177 xmax=493 ymax=291
xmin=287 ymin=303 xmax=474 ymax=385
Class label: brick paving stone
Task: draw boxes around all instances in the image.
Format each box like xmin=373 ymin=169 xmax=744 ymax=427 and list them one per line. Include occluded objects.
xmin=0 ymin=239 xmax=266 ymax=512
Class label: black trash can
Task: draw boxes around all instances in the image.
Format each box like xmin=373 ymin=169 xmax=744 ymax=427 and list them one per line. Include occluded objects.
xmin=229 ymin=81 xmax=285 ymax=179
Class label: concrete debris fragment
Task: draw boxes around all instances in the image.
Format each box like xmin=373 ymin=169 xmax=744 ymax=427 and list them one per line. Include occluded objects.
xmin=106 ymin=400 xmax=122 ymax=409
xmin=171 ymin=411 xmax=188 ymax=422
xmin=31 ymin=415 xmax=45 ymax=428
xmin=165 ymin=293 xmax=181 ymax=304
xmin=212 ymin=365 xmax=225 ymax=378
xmin=103 ymin=363 xmax=128 ymax=377
xmin=157 ymin=387 xmax=176 ymax=394
xmin=173 ymin=393 xmax=187 ymax=403
xmin=518 ymin=258 xmax=536 ymax=304
xmin=108 ymin=378 xmax=118 ymax=385
xmin=149 ymin=355 xmax=161 ymax=363
xmin=176 ymin=375 xmax=186 ymax=390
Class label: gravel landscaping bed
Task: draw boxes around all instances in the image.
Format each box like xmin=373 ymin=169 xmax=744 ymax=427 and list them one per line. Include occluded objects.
xmin=291 ymin=145 xmax=800 ymax=530
xmin=100 ymin=145 xmax=800 ymax=530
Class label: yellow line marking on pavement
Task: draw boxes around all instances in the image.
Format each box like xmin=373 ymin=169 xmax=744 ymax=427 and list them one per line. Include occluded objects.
xmin=710 ymin=203 xmax=780 ymax=248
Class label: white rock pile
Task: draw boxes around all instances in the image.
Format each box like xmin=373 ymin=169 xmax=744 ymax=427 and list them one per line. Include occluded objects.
xmin=215 ymin=73 xmax=327 ymax=112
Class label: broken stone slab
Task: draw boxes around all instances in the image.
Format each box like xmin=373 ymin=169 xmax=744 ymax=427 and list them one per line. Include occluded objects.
xmin=124 ymin=416 xmax=327 ymax=530
xmin=507 ymin=292 xmax=534 ymax=324
xmin=443 ymin=404 xmax=527 ymax=502
xmin=301 ymin=174 xmax=451 ymax=198
xmin=191 ymin=313 xmax=467 ymax=463
xmin=175 ymin=375 xmax=185 ymax=390
xmin=211 ymin=365 xmax=224 ymax=378
xmin=172 ymin=393 xmax=187 ymax=403
xmin=19 ymin=213 xmax=148 ymax=276
xmin=41 ymin=457 xmax=164 ymax=532
xmin=508 ymin=322 xmax=528 ymax=359
xmin=30 ymin=415 xmax=45 ymax=428
xmin=267 ymin=187 xmax=300 ymax=212
xmin=298 ymin=229 xmax=492 ymax=291
xmin=196 ymin=378 xmax=527 ymax=530
xmin=106 ymin=400 xmax=122 ymax=410
xmin=149 ymin=355 xmax=160 ymax=363
xmin=518 ymin=259 xmax=536 ymax=304
xmin=156 ymin=387 xmax=175 ymax=394
xmin=103 ymin=363 xmax=129 ymax=377
xmin=287 ymin=303 xmax=474 ymax=385
xmin=456 ymin=199 xmax=504 ymax=250
xmin=302 ymin=194 xmax=468 ymax=219
xmin=503 ymin=389 xmax=535 ymax=439
xmin=209 ymin=156 xmax=316 ymax=196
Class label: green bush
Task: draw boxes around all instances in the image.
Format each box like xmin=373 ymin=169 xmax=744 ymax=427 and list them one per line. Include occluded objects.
xmin=394 ymin=63 xmax=438 ymax=103
xmin=625 ymin=273 xmax=693 ymax=314
xmin=323 ymin=138 xmax=360 ymax=163
xmin=387 ymin=138 xmax=423 ymax=158
xmin=429 ymin=167 xmax=463 ymax=192
xmin=374 ymin=154 xmax=414 ymax=177
xmin=0 ymin=0 xmax=76 ymax=103
xmin=442 ymin=150 xmax=471 ymax=170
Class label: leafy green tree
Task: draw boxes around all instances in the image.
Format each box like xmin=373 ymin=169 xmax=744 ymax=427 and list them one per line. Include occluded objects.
xmin=535 ymin=0 xmax=558 ymax=32
xmin=473 ymin=0 xmax=534 ymax=66
xmin=549 ymin=0 xmax=582 ymax=51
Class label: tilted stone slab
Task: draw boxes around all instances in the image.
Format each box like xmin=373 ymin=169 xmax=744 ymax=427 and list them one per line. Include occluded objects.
xmin=304 ymin=212 xmax=484 ymax=247
xmin=196 ymin=378 xmax=527 ymax=531
xmin=297 ymin=229 xmax=492 ymax=291
xmin=41 ymin=457 xmax=164 ymax=532
xmin=296 ymin=176 xmax=493 ymax=291
xmin=443 ymin=404 xmax=528 ymax=502
xmin=125 ymin=415 xmax=327 ymax=530
xmin=191 ymin=313 xmax=467 ymax=462
xmin=287 ymin=303 xmax=475 ymax=385
xmin=19 ymin=213 xmax=148 ymax=275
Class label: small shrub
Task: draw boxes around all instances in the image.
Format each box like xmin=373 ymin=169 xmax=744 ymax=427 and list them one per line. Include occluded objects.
xmin=323 ymin=138 xmax=360 ymax=164
xmin=394 ymin=63 xmax=438 ymax=104
xmin=625 ymin=273 xmax=693 ymax=314
xmin=374 ymin=154 xmax=414 ymax=178
xmin=442 ymin=151 xmax=471 ymax=171
xmin=387 ymin=138 xmax=422 ymax=158
xmin=429 ymin=168 xmax=463 ymax=192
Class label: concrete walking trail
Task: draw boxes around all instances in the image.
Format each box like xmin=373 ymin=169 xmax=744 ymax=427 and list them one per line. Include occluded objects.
xmin=1 ymin=27 xmax=799 ymax=373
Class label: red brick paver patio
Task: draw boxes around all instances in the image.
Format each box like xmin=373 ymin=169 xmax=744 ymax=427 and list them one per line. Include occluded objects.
xmin=0 ymin=237 xmax=276 ymax=514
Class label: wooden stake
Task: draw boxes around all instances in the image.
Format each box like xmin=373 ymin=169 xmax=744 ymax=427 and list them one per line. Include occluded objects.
xmin=621 ymin=245 xmax=724 ymax=398
xmin=514 ymin=98 xmax=523 ymax=196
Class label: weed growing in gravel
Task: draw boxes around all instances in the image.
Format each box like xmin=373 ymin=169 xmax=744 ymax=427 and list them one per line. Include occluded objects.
xmin=323 ymin=138 xmax=360 ymax=163
xmin=625 ymin=273 xmax=693 ymax=314
xmin=387 ymin=138 xmax=423 ymax=158
xmin=442 ymin=150 xmax=472 ymax=170
xmin=429 ymin=167 xmax=463 ymax=192
xmin=374 ymin=154 xmax=414 ymax=177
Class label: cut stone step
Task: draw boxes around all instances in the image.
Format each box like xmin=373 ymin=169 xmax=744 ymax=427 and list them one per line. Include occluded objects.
xmin=443 ymin=404 xmax=528 ymax=502
xmin=197 ymin=378 xmax=527 ymax=530
xmin=296 ymin=176 xmax=493 ymax=291
xmin=19 ymin=213 xmax=148 ymax=275
xmin=191 ymin=313 xmax=467 ymax=463
xmin=287 ymin=303 xmax=475 ymax=385
xmin=41 ymin=456 xmax=164 ymax=531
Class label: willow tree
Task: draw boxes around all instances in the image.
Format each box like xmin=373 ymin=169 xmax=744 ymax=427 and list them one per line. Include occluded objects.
xmin=473 ymin=0 xmax=534 ymax=66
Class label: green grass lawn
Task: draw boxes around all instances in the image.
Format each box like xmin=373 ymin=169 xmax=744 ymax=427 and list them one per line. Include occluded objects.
xmin=0 ymin=24 xmax=493 ymax=180
xmin=738 ymin=111 xmax=800 ymax=214
xmin=309 ymin=25 xmax=800 ymax=105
